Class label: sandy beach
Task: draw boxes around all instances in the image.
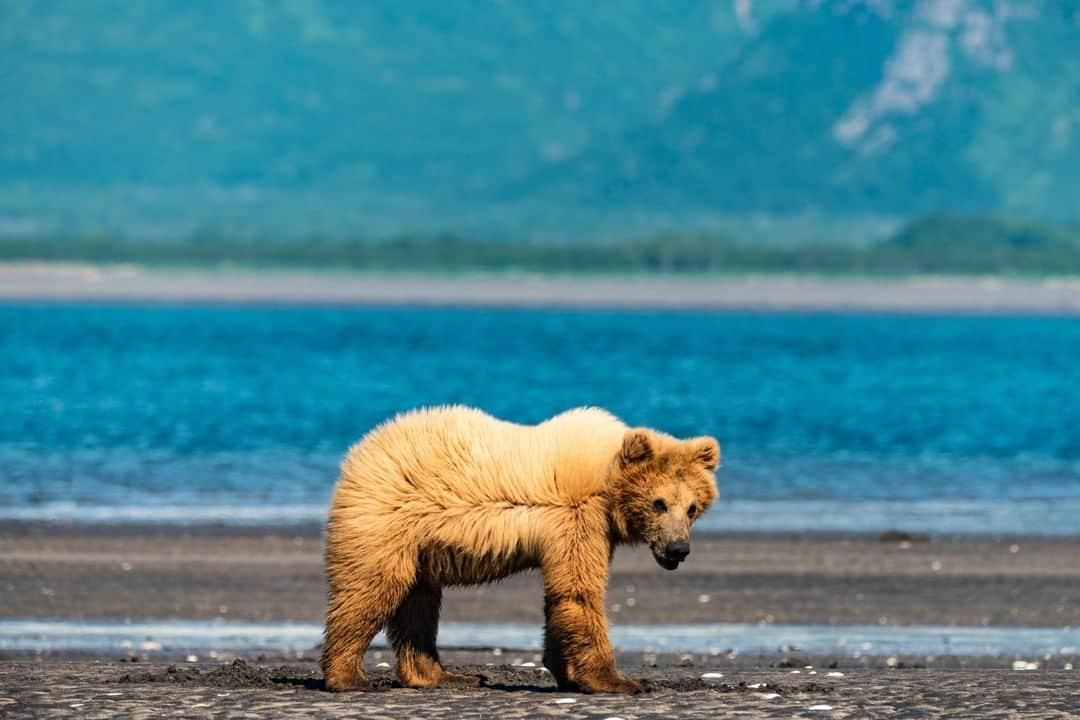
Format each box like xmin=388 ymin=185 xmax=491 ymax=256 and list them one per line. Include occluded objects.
xmin=2 ymin=523 xmax=1078 ymax=717
xmin=4 ymin=522 xmax=1079 ymax=627
xmin=4 ymin=262 xmax=1080 ymax=313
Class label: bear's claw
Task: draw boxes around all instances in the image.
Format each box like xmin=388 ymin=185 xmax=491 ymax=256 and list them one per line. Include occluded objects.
xmin=323 ymin=676 xmax=369 ymax=693
xmin=565 ymin=676 xmax=642 ymax=694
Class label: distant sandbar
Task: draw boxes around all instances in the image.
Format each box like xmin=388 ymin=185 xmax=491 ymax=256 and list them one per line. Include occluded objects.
xmin=3 ymin=263 xmax=1080 ymax=314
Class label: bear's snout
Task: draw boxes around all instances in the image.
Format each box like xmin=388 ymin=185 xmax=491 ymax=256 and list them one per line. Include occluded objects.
xmin=653 ymin=539 xmax=690 ymax=570
xmin=664 ymin=540 xmax=690 ymax=563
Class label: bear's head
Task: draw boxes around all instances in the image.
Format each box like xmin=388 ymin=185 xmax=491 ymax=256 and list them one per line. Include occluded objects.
xmin=610 ymin=428 xmax=719 ymax=571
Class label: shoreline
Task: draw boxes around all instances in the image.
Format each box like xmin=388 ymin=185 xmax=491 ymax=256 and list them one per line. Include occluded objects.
xmin=6 ymin=497 xmax=1080 ymax=535
xmin=4 ymin=262 xmax=1080 ymax=313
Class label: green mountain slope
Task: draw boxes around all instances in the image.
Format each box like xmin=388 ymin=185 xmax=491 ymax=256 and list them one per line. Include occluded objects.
xmin=0 ymin=1 xmax=775 ymax=192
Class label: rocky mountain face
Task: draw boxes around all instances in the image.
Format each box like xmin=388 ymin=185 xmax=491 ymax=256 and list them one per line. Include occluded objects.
xmin=518 ymin=0 xmax=1080 ymax=217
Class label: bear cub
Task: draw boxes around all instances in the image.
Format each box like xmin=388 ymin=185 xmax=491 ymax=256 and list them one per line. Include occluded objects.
xmin=321 ymin=406 xmax=720 ymax=693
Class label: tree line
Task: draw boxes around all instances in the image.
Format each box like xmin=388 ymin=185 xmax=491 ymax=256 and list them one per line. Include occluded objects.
xmin=3 ymin=213 xmax=1079 ymax=275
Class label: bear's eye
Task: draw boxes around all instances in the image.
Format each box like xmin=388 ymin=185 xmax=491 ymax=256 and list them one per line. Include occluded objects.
xmin=687 ymin=504 xmax=697 ymax=519
xmin=652 ymin=498 xmax=667 ymax=513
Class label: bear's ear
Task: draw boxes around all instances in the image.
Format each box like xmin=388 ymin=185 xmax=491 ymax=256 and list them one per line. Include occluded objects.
xmin=688 ymin=436 xmax=720 ymax=471
xmin=620 ymin=429 xmax=654 ymax=465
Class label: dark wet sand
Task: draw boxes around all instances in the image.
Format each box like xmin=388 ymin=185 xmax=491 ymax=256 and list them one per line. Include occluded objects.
xmin=2 ymin=522 xmax=1078 ymax=627
xmin=1 ymin=652 xmax=1077 ymax=719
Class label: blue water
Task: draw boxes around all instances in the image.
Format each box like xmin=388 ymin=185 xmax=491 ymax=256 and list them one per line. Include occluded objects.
xmin=3 ymin=304 xmax=1079 ymax=533
xmin=2 ymin=620 xmax=1077 ymax=658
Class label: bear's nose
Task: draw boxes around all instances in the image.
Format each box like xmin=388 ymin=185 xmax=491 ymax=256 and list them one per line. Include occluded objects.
xmin=664 ymin=540 xmax=690 ymax=562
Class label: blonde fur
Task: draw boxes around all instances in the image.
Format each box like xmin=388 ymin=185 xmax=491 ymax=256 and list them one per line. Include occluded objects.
xmin=322 ymin=405 xmax=719 ymax=693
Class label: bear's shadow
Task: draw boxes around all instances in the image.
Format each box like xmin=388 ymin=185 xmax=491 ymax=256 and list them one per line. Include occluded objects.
xmin=271 ymin=671 xmax=558 ymax=694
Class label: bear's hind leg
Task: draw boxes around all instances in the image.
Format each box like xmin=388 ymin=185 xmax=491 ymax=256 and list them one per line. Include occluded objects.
xmin=321 ymin=569 xmax=413 ymax=692
xmin=387 ymin=582 xmax=481 ymax=688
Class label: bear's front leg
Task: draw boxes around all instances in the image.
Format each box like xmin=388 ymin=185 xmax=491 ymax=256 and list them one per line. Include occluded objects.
xmin=540 ymin=536 xmax=640 ymax=694
xmin=543 ymin=590 xmax=639 ymax=693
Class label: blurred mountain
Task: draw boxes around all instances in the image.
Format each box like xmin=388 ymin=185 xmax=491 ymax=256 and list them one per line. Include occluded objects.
xmin=514 ymin=0 xmax=1080 ymax=218
xmin=0 ymin=2 xmax=777 ymax=192
xmin=1 ymin=1 xmax=1078 ymax=236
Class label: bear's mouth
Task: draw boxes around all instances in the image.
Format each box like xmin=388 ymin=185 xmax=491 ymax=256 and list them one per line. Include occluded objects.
xmin=653 ymin=551 xmax=681 ymax=571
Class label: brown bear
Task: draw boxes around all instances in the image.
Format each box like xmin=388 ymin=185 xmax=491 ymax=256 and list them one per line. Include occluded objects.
xmin=321 ymin=406 xmax=720 ymax=693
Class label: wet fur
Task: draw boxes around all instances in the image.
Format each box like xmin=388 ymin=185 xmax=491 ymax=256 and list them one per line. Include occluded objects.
xmin=321 ymin=405 xmax=719 ymax=693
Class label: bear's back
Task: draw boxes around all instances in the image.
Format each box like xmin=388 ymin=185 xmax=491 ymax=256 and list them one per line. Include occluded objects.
xmin=336 ymin=405 xmax=625 ymax=509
